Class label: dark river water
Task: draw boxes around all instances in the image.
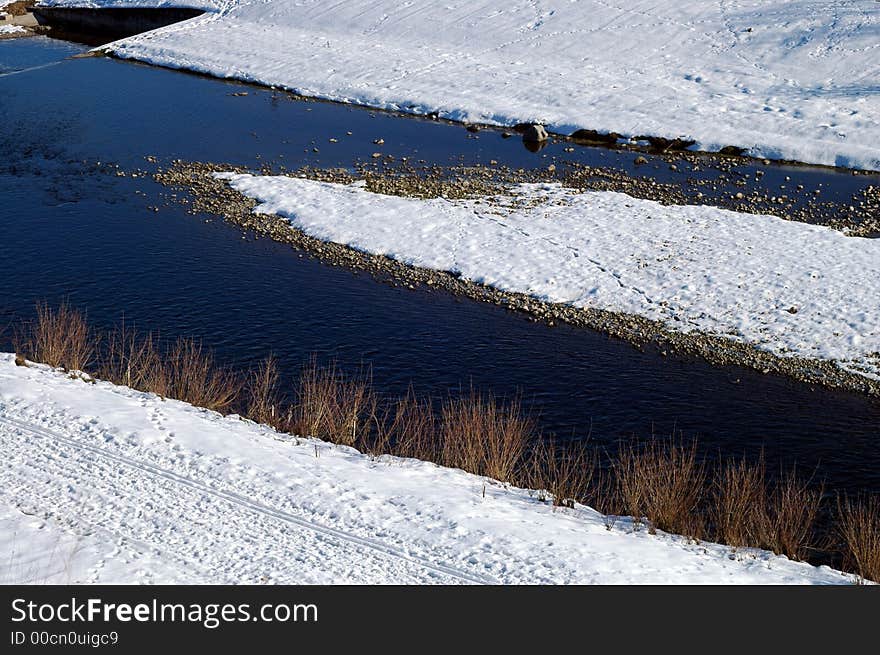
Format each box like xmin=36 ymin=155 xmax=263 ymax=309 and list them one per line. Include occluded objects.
xmin=1 ymin=37 xmax=879 ymax=495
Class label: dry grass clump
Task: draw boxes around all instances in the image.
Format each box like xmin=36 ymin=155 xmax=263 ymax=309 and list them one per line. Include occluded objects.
xmin=163 ymin=337 xmax=241 ymax=412
xmin=18 ymin=304 xmax=238 ymax=412
xmin=836 ymin=493 xmax=880 ymax=583
xmin=529 ymin=438 xmax=597 ymax=508
xmin=101 ymin=327 xmax=238 ymax=412
xmin=712 ymin=454 xmax=768 ymax=548
xmin=100 ymin=322 xmax=166 ymax=393
xmin=762 ymin=468 xmax=822 ymax=561
xmin=292 ymin=358 xmax=377 ymax=447
xmin=711 ymin=455 xmax=822 ymax=561
xmin=20 ymin=301 xmax=95 ymax=372
xmin=245 ymin=355 xmax=284 ymax=428
xmin=383 ymin=388 xmax=438 ymax=461
xmin=613 ymin=438 xmax=706 ymax=537
xmin=440 ymin=390 xmax=532 ymax=483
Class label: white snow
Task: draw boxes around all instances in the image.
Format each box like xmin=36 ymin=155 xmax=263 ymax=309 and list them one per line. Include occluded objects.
xmin=0 ymin=354 xmax=855 ymax=584
xmin=39 ymin=0 xmax=880 ymax=170
xmin=218 ymin=173 xmax=880 ymax=382
xmin=0 ymin=24 xmax=26 ymax=35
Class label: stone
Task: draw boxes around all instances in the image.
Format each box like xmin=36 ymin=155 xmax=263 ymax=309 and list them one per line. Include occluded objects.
xmin=522 ymin=124 xmax=549 ymax=142
xmin=644 ymin=136 xmax=695 ymax=153
xmin=569 ymin=128 xmax=618 ymax=145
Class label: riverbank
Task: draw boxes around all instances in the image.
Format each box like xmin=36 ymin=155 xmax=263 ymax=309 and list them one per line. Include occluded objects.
xmin=42 ymin=0 xmax=880 ymax=171
xmin=1 ymin=0 xmax=36 ymax=34
xmin=0 ymin=5 xmax=36 ymax=38
xmin=1 ymin=351 xmax=863 ymax=584
xmin=155 ymin=161 xmax=880 ymax=399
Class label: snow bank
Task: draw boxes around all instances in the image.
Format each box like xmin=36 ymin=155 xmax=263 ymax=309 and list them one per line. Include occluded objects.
xmin=219 ymin=173 xmax=880 ymax=381
xmin=41 ymin=0 xmax=880 ymax=170
xmin=0 ymin=354 xmax=854 ymax=584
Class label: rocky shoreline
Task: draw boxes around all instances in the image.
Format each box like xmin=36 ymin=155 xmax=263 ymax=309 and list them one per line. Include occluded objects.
xmin=112 ymin=68 xmax=880 ymax=235
xmin=153 ymin=160 xmax=880 ymax=399
xmin=0 ymin=0 xmax=37 ymax=39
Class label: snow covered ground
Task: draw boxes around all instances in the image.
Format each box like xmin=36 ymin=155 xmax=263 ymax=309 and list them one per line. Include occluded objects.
xmin=0 ymin=25 xmax=26 ymax=35
xmin=0 ymin=354 xmax=855 ymax=584
xmin=39 ymin=0 xmax=880 ymax=169
xmin=218 ymin=173 xmax=880 ymax=382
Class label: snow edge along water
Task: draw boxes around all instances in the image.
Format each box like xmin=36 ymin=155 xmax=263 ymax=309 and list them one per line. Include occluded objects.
xmin=36 ymin=0 xmax=880 ymax=171
xmin=0 ymin=354 xmax=860 ymax=584
xmin=214 ymin=173 xmax=880 ymax=391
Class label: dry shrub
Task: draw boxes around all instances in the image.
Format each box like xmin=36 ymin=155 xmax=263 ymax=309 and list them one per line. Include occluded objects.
xmin=21 ymin=301 xmax=95 ymax=372
xmin=836 ymin=493 xmax=880 ymax=582
xmin=164 ymin=337 xmax=241 ymax=412
xmin=613 ymin=441 xmax=645 ymax=526
xmin=246 ymin=355 xmax=283 ymax=428
xmin=712 ymin=455 xmax=768 ymax=548
xmin=529 ymin=439 xmax=596 ymax=508
xmin=589 ymin=463 xmax=620 ymax=519
xmin=711 ymin=456 xmax=822 ymax=561
xmin=11 ymin=305 xmax=873 ymax=575
xmin=20 ymin=306 xmax=241 ymax=412
xmin=440 ymin=390 xmax=532 ymax=482
xmin=386 ymin=388 xmax=438 ymax=461
xmin=614 ymin=438 xmax=706 ymax=537
xmin=100 ymin=323 xmax=166 ymax=394
xmin=762 ymin=468 xmax=822 ymax=561
xmin=293 ymin=358 xmax=376 ymax=447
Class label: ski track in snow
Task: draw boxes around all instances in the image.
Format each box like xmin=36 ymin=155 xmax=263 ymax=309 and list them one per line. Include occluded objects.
xmin=40 ymin=0 xmax=880 ymax=169
xmin=0 ymin=415 xmax=492 ymax=585
xmin=0 ymin=356 xmax=856 ymax=584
